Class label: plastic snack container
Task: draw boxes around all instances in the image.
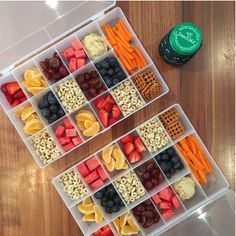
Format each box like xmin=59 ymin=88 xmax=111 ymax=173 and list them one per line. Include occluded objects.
xmin=53 ymin=104 xmax=235 ymax=236
xmin=0 ymin=1 xmax=169 ymax=167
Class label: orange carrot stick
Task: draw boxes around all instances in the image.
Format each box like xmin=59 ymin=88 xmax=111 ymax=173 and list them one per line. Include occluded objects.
xmin=187 ymin=136 xmax=197 ymax=155
xmin=117 ymin=43 xmax=134 ymax=70
xmin=104 ymin=24 xmax=117 ymax=46
xmin=179 ymin=139 xmax=191 ymax=153
xmin=115 ymin=47 xmax=133 ymax=72
xmin=113 ymin=29 xmax=133 ymax=53
xmin=117 ymin=19 xmax=132 ymax=41
xmin=117 ymin=42 xmax=134 ymax=60
xmin=187 ymin=151 xmax=205 ymax=170
xmin=197 ymin=169 xmax=208 ymax=184
xmin=198 ymin=151 xmax=213 ymax=173
xmin=134 ymin=47 xmax=147 ymax=67
xmin=116 ymin=23 xmax=131 ymax=42
xmin=189 ymin=135 xmax=203 ymax=152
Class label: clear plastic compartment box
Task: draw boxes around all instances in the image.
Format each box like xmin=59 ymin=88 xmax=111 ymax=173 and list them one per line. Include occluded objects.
xmin=53 ymin=104 xmax=235 ymax=236
xmin=0 ymin=2 xmax=169 ymax=167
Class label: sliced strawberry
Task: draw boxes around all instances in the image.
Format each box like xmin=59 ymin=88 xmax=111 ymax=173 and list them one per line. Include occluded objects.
xmin=123 ymin=142 xmax=134 ymax=155
xmin=171 ymin=195 xmax=180 ymax=209
xmin=69 ymin=58 xmax=77 ymax=72
xmin=58 ymin=137 xmax=71 ymax=145
xmin=101 ymin=227 xmax=113 ymax=236
xmin=63 ymin=142 xmax=74 ymax=152
xmin=76 ymin=59 xmax=85 ymax=69
xmin=94 ymin=96 xmax=106 ymax=109
xmin=19 ymin=96 xmax=27 ymax=102
xmin=108 ymin=117 xmax=117 ymax=126
xmin=66 ymin=128 xmax=77 ymax=137
xmin=71 ymin=40 xmax=82 ymax=50
xmin=13 ymin=89 xmax=25 ymax=99
xmin=128 ymin=150 xmax=142 ymax=163
xmin=7 ymin=82 xmax=20 ymax=95
xmin=162 ymin=209 xmax=174 ymax=220
xmin=98 ymin=109 xmax=109 ymax=128
xmin=12 ymin=99 xmax=20 ymax=107
xmin=55 ymin=125 xmax=65 ymax=137
xmin=86 ymin=156 xmax=100 ymax=172
xmin=63 ymin=117 xmax=74 ymax=129
xmin=158 ymin=187 xmax=173 ymax=201
xmin=72 ymin=136 xmax=82 ymax=146
xmin=90 ymin=178 xmax=104 ymax=190
xmin=104 ymin=102 xmax=112 ymax=113
xmin=63 ymin=48 xmax=74 ymax=59
xmin=152 ymin=194 xmax=162 ymax=205
xmin=5 ymin=93 xmax=13 ymax=105
xmin=159 ymin=201 xmax=172 ymax=209
xmin=77 ymin=163 xmax=90 ymax=177
xmin=97 ymin=166 xmax=108 ymax=181
xmin=134 ymin=137 xmax=146 ymax=153
xmin=106 ymin=94 xmax=115 ymax=104
xmin=120 ymin=134 xmax=134 ymax=144
xmin=84 ymin=170 xmax=99 ymax=184
xmin=1 ymin=83 xmax=8 ymax=93
xmin=112 ymin=104 xmax=121 ymax=119
xmin=93 ymin=231 xmax=101 ymax=236
xmin=74 ymin=49 xmax=87 ymax=59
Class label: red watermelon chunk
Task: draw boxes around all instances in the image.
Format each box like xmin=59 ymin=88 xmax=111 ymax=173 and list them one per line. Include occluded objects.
xmin=97 ymin=166 xmax=108 ymax=181
xmin=55 ymin=125 xmax=65 ymax=137
xmin=86 ymin=156 xmax=100 ymax=171
xmin=77 ymin=163 xmax=90 ymax=177
xmin=171 ymin=196 xmax=180 ymax=209
xmin=66 ymin=128 xmax=77 ymax=137
xmin=64 ymin=117 xmax=74 ymax=128
xmin=84 ymin=170 xmax=99 ymax=184
xmin=158 ymin=187 xmax=173 ymax=201
xmin=152 ymin=194 xmax=162 ymax=205
xmin=90 ymin=178 xmax=103 ymax=190
xmin=63 ymin=142 xmax=74 ymax=152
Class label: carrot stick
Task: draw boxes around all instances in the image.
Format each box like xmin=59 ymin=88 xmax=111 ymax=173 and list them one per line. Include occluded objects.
xmin=187 ymin=151 xmax=205 ymax=170
xmin=189 ymin=135 xmax=203 ymax=152
xmin=198 ymin=151 xmax=213 ymax=173
xmin=114 ymin=47 xmax=133 ymax=72
xmin=117 ymin=19 xmax=132 ymax=41
xmin=104 ymin=24 xmax=117 ymax=46
xmin=187 ymin=136 xmax=197 ymax=155
xmin=116 ymin=22 xmax=131 ymax=42
xmin=131 ymin=58 xmax=137 ymax=69
xmin=176 ymin=143 xmax=184 ymax=153
xmin=117 ymin=42 xmax=134 ymax=60
xmin=134 ymin=47 xmax=147 ymax=67
xmin=114 ymin=33 xmax=133 ymax=53
xmin=179 ymin=139 xmax=191 ymax=152
xmin=117 ymin=43 xmax=134 ymax=70
xmin=132 ymin=51 xmax=144 ymax=69
xmin=197 ymin=169 xmax=208 ymax=184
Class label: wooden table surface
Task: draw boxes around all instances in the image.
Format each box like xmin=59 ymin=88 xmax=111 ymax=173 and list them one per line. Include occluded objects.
xmin=0 ymin=1 xmax=235 ymax=236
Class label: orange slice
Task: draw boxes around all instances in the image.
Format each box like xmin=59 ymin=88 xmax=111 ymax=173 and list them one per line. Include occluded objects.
xmin=113 ymin=218 xmax=121 ymax=234
xmin=84 ymin=120 xmax=94 ymax=129
xmin=83 ymin=121 xmax=100 ymax=137
xmin=121 ymin=225 xmax=139 ymax=235
xmin=21 ymin=106 xmax=35 ymax=121
xmin=23 ymin=119 xmax=44 ymax=135
xmin=127 ymin=215 xmax=139 ymax=230
xmin=106 ymin=157 xmax=115 ymax=172
xmin=77 ymin=121 xmax=87 ymax=131
xmin=94 ymin=205 xmax=103 ymax=223
xmin=120 ymin=212 xmax=129 ymax=227
xmin=121 ymin=162 xmax=129 ymax=170
xmin=83 ymin=197 xmax=92 ymax=205
xmin=24 ymin=70 xmax=41 ymax=87
xmin=27 ymin=86 xmax=45 ymax=95
xmin=76 ymin=110 xmax=96 ymax=122
xmin=113 ymin=148 xmax=125 ymax=170
xmin=39 ymin=77 xmax=48 ymax=87
xmin=82 ymin=214 xmax=96 ymax=222
xmin=77 ymin=203 xmax=95 ymax=215
xmin=14 ymin=106 xmax=27 ymax=116
xmin=102 ymin=145 xmax=114 ymax=164
xmin=25 ymin=114 xmax=39 ymax=123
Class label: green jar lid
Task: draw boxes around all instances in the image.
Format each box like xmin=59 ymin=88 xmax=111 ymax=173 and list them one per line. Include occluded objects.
xmin=169 ymin=22 xmax=202 ymax=55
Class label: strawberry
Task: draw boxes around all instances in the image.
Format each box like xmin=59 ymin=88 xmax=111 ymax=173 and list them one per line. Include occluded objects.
xmin=98 ymin=109 xmax=109 ymax=128
xmin=171 ymin=196 xmax=180 ymax=209
xmin=162 ymin=209 xmax=174 ymax=220
xmin=58 ymin=137 xmax=71 ymax=145
xmin=128 ymin=150 xmax=142 ymax=163
xmin=94 ymin=96 xmax=106 ymax=109
xmin=5 ymin=93 xmax=13 ymax=105
xmin=63 ymin=48 xmax=74 ymax=59
xmin=108 ymin=117 xmax=117 ymax=126
xmin=123 ymin=142 xmax=134 ymax=155
xmin=93 ymin=231 xmax=101 ymax=236
xmin=71 ymin=40 xmax=82 ymax=50
xmin=159 ymin=201 xmax=172 ymax=209
xmin=104 ymin=102 xmax=112 ymax=112
xmin=120 ymin=134 xmax=134 ymax=144
xmin=63 ymin=117 xmax=74 ymax=129
xmin=7 ymin=82 xmax=20 ymax=95
xmin=63 ymin=142 xmax=74 ymax=152
xmin=106 ymin=94 xmax=115 ymax=104
xmin=158 ymin=187 xmax=173 ymax=201
xmin=55 ymin=125 xmax=65 ymax=137
xmin=152 ymin=194 xmax=162 ymax=205
xmin=12 ymin=99 xmax=20 ymax=107
xmin=13 ymin=89 xmax=25 ymax=99
xmin=101 ymin=227 xmax=113 ymax=236
xmin=72 ymin=136 xmax=82 ymax=146
xmin=19 ymin=96 xmax=27 ymax=103
xmin=1 ymin=83 xmax=8 ymax=93
xmin=134 ymin=137 xmax=146 ymax=153
xmin=112 ymin=104 xmax=121 ymax=119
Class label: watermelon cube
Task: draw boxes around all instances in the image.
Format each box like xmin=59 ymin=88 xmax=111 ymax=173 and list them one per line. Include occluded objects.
xmin=162 ymin=209 xmax=174 ymax=220
xmin=69 ymin=58 xmax=77 ymax=72
xmin=74 ymin=49 xmax=86 ymax=59
xmin=159 ymin=201 xmax=172 ymax=210
xmin=86 ymin=156 xmax=100 ymax=171
xmin=76 ymin=58 xmax=85 ymax=69
xmin=66 ymin=128 xmax=77 ymax=137
xmin=77 ymin=163 xmax=90 ymax=177
xmin=90 ymin=178 xmax=103 ymax=190
xmin=97 ymin=166 xmax=108 ymax=181
xmin=63 ymin=142 xmax=74 ymax=152
xmin=63 ymin=48 xmax=74 ymax=59
xmin=55 ymin=125 xmax=65 ymax=137
xmin=152 ymin=194 xmax=162 ymax=205
xmin=58 ymin=137 xmax=71 ymax=145
xmin=171 ymin=196 xmax=180 ymax=209
xmin=72 ymin=136 xmax=82 ymax=146
xmin=158 ymin=187 xmax=173 ymax=202
xmin=71 ymin=40 xmax=82 ymax=50
xmin=64 ymin=117 xmax=74 ymax=129
xmin=84 ymin=170 xmax=99 ymax=184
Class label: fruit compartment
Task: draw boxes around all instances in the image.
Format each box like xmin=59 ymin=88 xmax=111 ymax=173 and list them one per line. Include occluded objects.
xmin=117 ymin=130 xmax=152 ymax=169
xmin=69 ymin=103 xmax=103 ymax=141
xmin=131 ymin=199 xmax=165 ymax=235
xmin=34 ymin=46 xmax=70 ymax=85
xmin=92 ymin=183 xmax=128 ymax=222
xmin=50 ymin=115 xmax=83 ymax=153
xmin=76 ymin=155 xmax=110 ymax=193
xmin=8 ymin=101 xmax=45 ymax=139
xmin=30 ymin=87 xmax=66 ymax=126
xmin=11 ymin=59 xmax=49 ymax=98
xmin=96 ymin=7 xmax=152 ymax=76
xmin=73 ymin=62 xmax=108 ymax=101
xmin=90 ymin=224 xmax=117 ymax=236
xmin=54 ymin=33 xmax=90 ymax=73
xmin=90 ymin=91 xmax=124 ymax=129
xmin=98 ymin=143 xmax=131 ymax=181
xmin=151 ymin=186 xmax=186 ymax=222
xmin=75 ymin=21 xmax=111 ymax=62
xmin=0 ymin=72 xmax=28 ymax=111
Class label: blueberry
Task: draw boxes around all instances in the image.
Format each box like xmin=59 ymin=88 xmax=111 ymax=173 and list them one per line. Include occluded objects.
xmin=173 ymin=162 xmax=184 ymax=170
xmin=105 ymin=207 xmax=113 ymax=214
xmin=114 ymin=196 xmax=121 ymax=204
xmin=100 ymin=187 xmax=107 ymax=193
xmin=47 ymin=92 xmax=57 ymax=105
xmin=166 ymin=147 xmax=176 ymax=156
xmin=120 ymin=201 xmax=125 ymax=207
xmin=107 ymin=188 xmax=115 ymax=197
xmin=112 ymin=78 xmax=120 ymax=85
xmin=107 ymin=200 xmax=114 ymax=208
xmin=101 ymin=60 xmax=110 ymax=69
xmin=112 ymin=204 xmax=121 ymax=212
xmin=49 ymin=105 xmax=58 ymax=114
xmin=57 ymin=108 xmax=65 ymax=118
xmin=169 ymin=167 xmax=176 ymax=175
xmin=41 ymin=108 xmax=51 ymax=119
xmin=165 ymin=171 xmax=172 ymax=179
xmin=170 ymin=156 xmax=179 ymax=164
xmin=113 ymin=61 xmax=119 ymax=68
xmin=98 ymin=69 xmax=107 ymax=77
xmin=101 ymin=200 xmax=107 ymax=207
xmin=95 ymin=62 xmax=102 ymax=69
xmin=101 ymin=196 xmax=108 ymax=202
xmin=104 ymin=77 xmax=112 ymax=87
xmin=38 ymin=97 xmax=49 ymax=109
xmin=107 ymin=69 xmax=114 ymax=76
xmin=155 ymin=154 xmax=161 ymax=162
xmin=94 ymin=191 xmax=103 ymax=199
xmin=114 ymin=67 xmax=121 ymax=73
xmin=109 ymin=57 xmax=118 ymax=68
xmin=161 ymin=153 xmax=170 ymax=162
xmin=116 ymin=72 xmax=125 ymax=81
xmin=48 ymin=114 xmax=58 ymax=124
xmin=159 ymin=161 xmax=170 ymax=172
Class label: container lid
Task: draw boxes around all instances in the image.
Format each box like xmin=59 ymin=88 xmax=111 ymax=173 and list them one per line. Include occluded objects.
xmin=169 ymin=22 xmax=202 ymax=56
xmin=0 ymin=1 xmax=115 ymax=74
xmin=160 ymin=190 xmax=235 ymax=236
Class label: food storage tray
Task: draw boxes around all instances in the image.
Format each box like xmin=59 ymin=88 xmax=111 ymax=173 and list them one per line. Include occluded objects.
xmin=53 ymin=104 xmax=231 ymax=236
xmin=0 ymin=5 xmax=168 ymax=168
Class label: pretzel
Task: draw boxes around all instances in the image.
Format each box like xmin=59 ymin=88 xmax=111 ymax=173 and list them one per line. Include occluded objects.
xmin=165 ymin=121 xmax=185 ymax=139
xmin=159 ymin=108 xmax=179 ymax=126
